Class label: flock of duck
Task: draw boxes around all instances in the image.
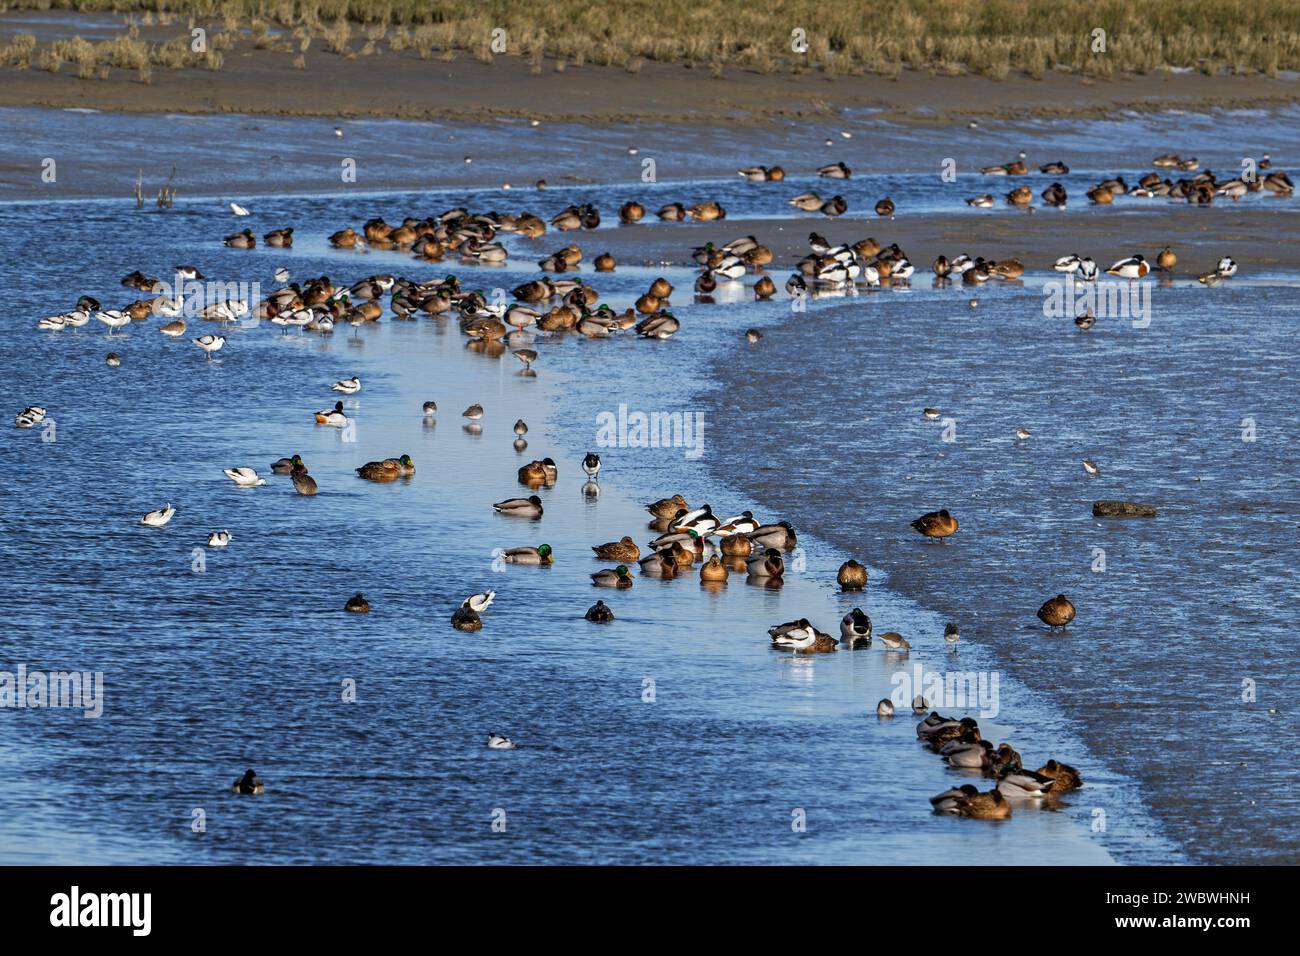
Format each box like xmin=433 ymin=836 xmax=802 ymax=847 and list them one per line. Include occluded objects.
xmin=25 ymin=142 xmax=1267 ymax=823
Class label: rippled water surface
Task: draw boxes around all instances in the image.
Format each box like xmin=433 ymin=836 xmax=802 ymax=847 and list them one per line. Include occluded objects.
xmin=1 ymin=104 xmax=1294 ymax=864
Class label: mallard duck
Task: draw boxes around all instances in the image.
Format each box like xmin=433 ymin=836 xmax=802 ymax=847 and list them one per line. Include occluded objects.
xmin=1037 ymin=594 xmax=1076 ymax=630
xmin=954 ymin=788 xmax=1012 ymax=820
xmin=264 ymin=228 xmax=293 ymax=247
xmin=748 ymin=521 xmax=795 ymax=551
xmin=451 ymin=606 xmax=482 ymax=631
xmin=518 ymin=460 xmax=551 ymax=485
xmin=593 ymin=536 xmax=640 ymax=562
xmin=720 ymin=533 xmax=752 ymax=557
xmin=818 ymin=161 xmax=851 ymax=179
xmin=911 ymin=509 xmax=958 ymax=540
xmin=1006 ymin=185 xmax=1033 ymax=206
xmin=207 ymin=530 xmax=231 ymax=548
xmin=487 ymin=733 xmax=516 ymax=750
xmin=315 ymin=401 xmax=347 ymax=426
xmin=930 ymin=784 xmax=980 ymax=813
xmin=994 ymin=743 xmax=1022 ymax=774
xmin=582 ymin=452 xmax=601 ymax=478
xmin=837 ymin=559 xmax=867 ymax=591
xmin=591 ymin=565 xmax=633 ymax=588
xmin=638 ymin=550 xmax=679 ymax=578
xmin=746 ymin=548 xmax=784 ymax=578
xmin=331 ymin=376 xmax=361 ymax=394
xmin=699 ymin=555 xmax=728 ymax=583
xmin=141 ymin=504 xmax=176 ymax=527
xmin=942 ymin=734 xmax=993 ymax=769
xmin=344 ymin=592 xmax=370 ymax=613
xmin=586 ymin=599 xmax=615 ymax=623
xmin=1039 ymin=161 xmax=1070 ymax=174
xmin=646 ymin=494 xmax=688 ymax=519
xmin=873 ymin=197 xmax=895 ymax=218
xmin=502 ymin=544 xmax=552 ymax=564
xmin=494 ymin=495 xmax=543 ymax=518
xmin=224 ymin=228 xmax=256 ymax=248
xmin=232 ymin=769 xmax=265 ymax=795
xmin=840 ymin=608 xmax=872 ymax=648
xmin=357 ymin=455 xmax=414 ymax=480
xmin=291 ymin=463 xmax=318 ymax=496
xmin=997 ymin=769 xmax=1057 ymax=798
xmin=912 ymin=695 xmax=929 ymax=714
xmin=1156 ymin=246 xmax=1177 ymax=271
xmin=1035 ymin=759 xmax=1083 ymax=791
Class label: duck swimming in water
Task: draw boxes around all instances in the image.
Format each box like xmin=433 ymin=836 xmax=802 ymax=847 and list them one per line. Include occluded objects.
xmin=837 ymin=559 xmax=867 ymax=591
xmin=591 ymin=565 xmax=633 ymax=588
xmin=494 ymin=495 xmax=544 ymax=518
xmin=502 ymin=543 xmax=552 ymax=565
xmin=232 ymin=769 xmax=265 ymax=795
xmin=840 ymin=608 xmax=872 ymax=648
xmin=344 ymin=592 xmax=370 ymax=613
xmin=592 ymin=536 xmax=640 ymax=563
xmin=911 ymin=509 xmax=958 ymax=541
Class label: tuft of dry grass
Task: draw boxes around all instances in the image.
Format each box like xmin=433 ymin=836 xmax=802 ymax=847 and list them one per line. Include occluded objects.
xmin=0 ymin=31 xmax=36 ymax=69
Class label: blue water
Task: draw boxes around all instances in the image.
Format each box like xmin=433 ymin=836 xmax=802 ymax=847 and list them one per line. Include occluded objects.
xmin=2 ymin=103 xmax=1295 ymax=864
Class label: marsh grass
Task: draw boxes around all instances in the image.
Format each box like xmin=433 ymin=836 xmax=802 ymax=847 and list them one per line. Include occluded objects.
xmin=0 ymin=1 xmax=1296 ymax=77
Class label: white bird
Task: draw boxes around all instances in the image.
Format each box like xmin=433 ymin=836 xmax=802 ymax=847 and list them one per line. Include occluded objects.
xmin=230 ymin=202 xmax=250 ymax=216
xmin=141 ymin=504 xmax=176 ymax=527
xmin=769 ymin=620 xmax=817 ymax=650
xmin=1083 ymin=458 xmax=1101 ymax=476
xmin=37 ymin=315 xmax=67 ymax=331
xmin=193 ymin=334 xmax=226 ymax=358
xmin=891 ymin=257 xmax=915 ymax=280
xmin=1106 ymin=255 xmax=1150 ymax=280
xmin=96 ymin=310 xmax=131 ymax=334
xmin=1053 ymin=254 xmax=1081 ymax=273
xmin=1217 ymin=256 xmax=1238 ymax=277
xmin=274 ymin=267 xmax=290 ymax=283
xmin=463 ymin=591 xmax=496 ymax=613
xmin=15 ymin=405 xmax=46 ymax=428
xmin=1078 ymin=257 xmax=1099 ymax=281
xmin=63 ymin=309 xmax=90 ymax=330
xmin=331 ymin=376 xmax=361 ymax=395
xmin=1015 ymin=427 xmax=1031 ymax=440
xmin=223 ymin=467 xmax=266 ymax=487
xmin=582 ymin=452 xmax=601 ymax=477
xmin=207 ymin=530 xmax=231 ymax=547
xmin=487 ymin=734 xmax=517 ymax=750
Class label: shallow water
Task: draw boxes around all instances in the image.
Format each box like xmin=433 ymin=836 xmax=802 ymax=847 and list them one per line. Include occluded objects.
xmin=0 ymin=103 xmax=1293 ymax=864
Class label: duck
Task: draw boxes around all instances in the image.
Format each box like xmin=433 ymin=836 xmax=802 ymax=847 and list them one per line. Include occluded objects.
xmin=207 ymin=530 xmax=231 ymax=548
xmin=502 ymin=543 xmax=552 ymax=565
xmin=264 ymin=228 xmax=294 ymax=247
xmin=817 ymin=161 xmax=851 ymax=179
xmin=314 ymin=401 xmax=348 ymax=427
xmin=930 ymin=784 xmax=980 ymax=813
xmin=331 ymin=376 xmax=361 ymax=394
xmin=1156 ymin=246 xmax=1177 ymax=271
xmin=585 ymin=600 xmax=615 ymax=623
xmin=224 ymin=228 xmax=256 ymax=248
xmin=767 ymin=618 xmax=815 ymax=649
xmin=486 ymin=733 xmax=516 ymax=750
xmin=748 ymin=521 xmax=795 ymax=551
xmin=619 ymin=201 xmax=646 ymax=223
xmin=997 ymin=769 xmax=1057 ymax=798
xmin=877 ymin=631 xmax=911 ymax=651
xmin=518 ymin=460 xmax=553 ymax=486
xmin=698 ymin=555 xmax=728 ymax=583
xmin=291 ymin=463 xmax=318 ymax=496
xmin=1035 ymin=759 xmax=1083 ymax=791
xmin=1106 ymin=254 xmax=1150 ymax=280
xmin=942 ymin=734 xmax=994 ymax=769
xmin=141 ymin=504 xmax=176 ymax=527
xmin=344 ymin=592 xmax=370 ymax=613
xmin=837 ymin=559 xmax=868 ymax=590
xmin=223 ymin=467 xmax=267 ymax=488
xmin=714 ymin=511 xmax=757 ymax=537
xmin=994 ymin=743 xmax=1022 ymax=774
xmin=1041 ymin=182 xmax=1067 ymax=207
xmin=1005 ymin=185 xmax=1033 ymax=206
xmin=874 ymin=197 xmax=895 ymax=217
xmin=745 ymin=328 xmax=762 ymax=344
xmin=422 ymin=401 xmax=438 ymax=417
xmin=965 ymin=194 xmax=995 ymax=208
xmin=638 ymin=550 xmax=679 ymax=578
xmin=720 ymin=534 xmax=752 ymax=558
xmin=944 ymin=622 xmax=960 ymax=649
xmin=954 ymin=788 xmax=1012 ymax=820
xmin=494 ymin=495 xmax=543 ymax=518
xmin=646 ymin=495 xmax=689 ymax=519
xmin=451 ymin=606 xmax=483 ymax=631
xmin=1082 ymin=458 xmax=1100 ymax=476
xmin=591 ymin=565 xmax=633 ymax=588
xmin=232 ymin=769 xmax=265 ymax=795
xmin=1015 ymin=426 xmax=1031 ymax=440
xmin=357 ymin=455 xmax=415 ymax=481
xmin=656 ymin=202 xmax=687 ymax=221
xmin=582 ymin=452 xmax=601 ymax=478
xmin=910 ymin=509 xmax=958 ymax=540
xmin=840 ymin=608 xmax=872 ymax=648
xmin=1075 ymin=310 xmax=1096 ymax=330
xmin=271 ymin=454 xmax=303 ymax=474
xmin=1037 ymin=594 xmax=1076 ymax=630
xmin=593 ymin=536 xmax=641 ymax=562
xmin=1039 ymin=160 xmax=1070 ymax=174
xmin=746 ymin=548 xmax=785 ymax=578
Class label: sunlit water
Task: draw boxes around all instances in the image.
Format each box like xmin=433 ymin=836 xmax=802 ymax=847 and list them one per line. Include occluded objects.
xmin=1 ymin=103 xmax=1294 ymax=864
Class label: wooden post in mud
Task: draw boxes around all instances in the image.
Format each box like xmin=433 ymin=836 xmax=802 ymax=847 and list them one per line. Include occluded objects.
xmin=134 ymin=170 xmax=143 ymax=208
xmin=156 ymin=165 xmax=177 ymax=208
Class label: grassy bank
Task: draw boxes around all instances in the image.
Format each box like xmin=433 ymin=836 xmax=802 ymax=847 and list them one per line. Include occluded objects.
xmin=1 ymin=0 xmax=1298 ymax=79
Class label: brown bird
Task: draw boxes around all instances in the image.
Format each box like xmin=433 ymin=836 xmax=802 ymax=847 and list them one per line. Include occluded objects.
xmin=1156 ymin=246 xmax=1177 ymax=271
xmin=837 ymin=559 xmax=868 ymax=591
xmin=1037 ymin=594 xmax=1076 ymax=630
xmin=592 ymin=536 xmax=641 ymax=563
xmin=1035 ymin=759 xmax=1083 ymax=791
xmin=910 ymin=509 xmax=958 ymax=541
